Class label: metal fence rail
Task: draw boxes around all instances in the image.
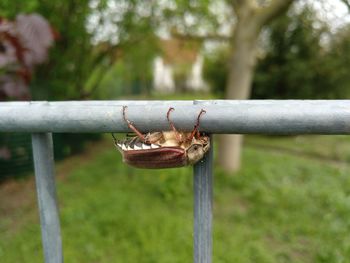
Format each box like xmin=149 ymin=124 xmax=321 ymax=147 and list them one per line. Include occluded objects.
xmin=1 ymin=100 xmax=350 ymax=263
xmin=2 ymin=100 xmax=350 ymax=133
xmin=32 ymin=133 xmax=62 ymax=263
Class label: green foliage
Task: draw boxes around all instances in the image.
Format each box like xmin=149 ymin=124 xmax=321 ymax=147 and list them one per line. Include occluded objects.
xmin=0 ymin=0 xmax=99 ymax=99
xmin=203 ymin=46 xmax=229 ymax=98
xmin=121 ymin=36 xmax=159 ymax=96
xmin=2 ymin=135 xmax=350 ymax=262
xmin=89 ymin=61 xmax=126 ymax=98
xmin=252 ymin=5 xmax=350 ymax=99
xmin=0 ymin=0 xmax=161 ymax=100
xmin=323 ymin=25 xmax=350 ymax=98
xmin=0 ymin=0 xmax=227 ymax=100
xmin=0 ymin=133 xmax=32 ymax=180
xmin=204 ymin=5 xmax=350 ymax=99
xmin=253 ymin=6 xmax=330 ymax=99
xmin=0 ymin=1 xmax=39 ymax=18
xmin=31 ymin=0 xmax=107 ymax=100
xmin=161 ymin=0 xmax=223 ymax=35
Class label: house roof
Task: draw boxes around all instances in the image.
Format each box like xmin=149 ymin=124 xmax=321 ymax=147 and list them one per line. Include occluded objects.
xmin=159 ymin=38 xmax=200 ymax=65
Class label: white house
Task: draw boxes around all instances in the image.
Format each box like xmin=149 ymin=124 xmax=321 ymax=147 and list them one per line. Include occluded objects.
xmin=153 ymin=38 xmax=208 ymax=93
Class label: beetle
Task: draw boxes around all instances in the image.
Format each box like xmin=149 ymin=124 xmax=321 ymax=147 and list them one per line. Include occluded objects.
xmin=112 ymin=106 xmax=210 ymax=169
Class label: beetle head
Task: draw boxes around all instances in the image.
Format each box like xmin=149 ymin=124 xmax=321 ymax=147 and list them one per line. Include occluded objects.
xmin=186 ymin=136 xmax=210 ymax=165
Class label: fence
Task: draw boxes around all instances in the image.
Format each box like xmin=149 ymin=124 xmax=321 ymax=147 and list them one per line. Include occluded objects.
xmin=0 ymin=133 xmax=32 ymax=178
xmin=1 ymin=100 xmax=350 ymax=263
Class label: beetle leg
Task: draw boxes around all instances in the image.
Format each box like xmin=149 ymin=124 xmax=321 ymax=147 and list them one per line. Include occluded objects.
xmin=122 ymin=106 xmax=146 ymax=142
xmin=167 ymin=107 xmax=182 ymax=143
xmin=196 ymin=130 xmax=201 ymax=139
xmin=145 ymin=132 xmax=163 ymax=144
xmin=188 ymin=109 xmax=206 ymax=140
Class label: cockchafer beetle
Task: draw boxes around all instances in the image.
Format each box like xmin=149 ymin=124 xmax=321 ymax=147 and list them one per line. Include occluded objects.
xmin=112 ymin=106 xmax=210 ymax=169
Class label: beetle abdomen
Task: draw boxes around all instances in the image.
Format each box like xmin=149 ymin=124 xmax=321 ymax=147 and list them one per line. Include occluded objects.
xmin=123 ymin=147 xmax=187 ymax=169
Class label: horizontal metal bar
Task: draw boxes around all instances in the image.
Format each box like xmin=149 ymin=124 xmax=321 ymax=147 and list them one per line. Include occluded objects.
xmin=1 ymin=100 xmax=350 ymax=134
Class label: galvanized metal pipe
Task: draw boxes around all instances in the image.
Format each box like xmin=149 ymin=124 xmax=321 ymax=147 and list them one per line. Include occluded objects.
xmin=1 ymin=100 xmax=350 ymax=134
xmin=193 ymin=135 xmax=213 ymax=263
xmin=32 ymin=133 xmax=63 ymax=263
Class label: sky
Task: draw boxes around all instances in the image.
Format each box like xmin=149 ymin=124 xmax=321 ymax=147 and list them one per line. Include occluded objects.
xmin=307 ymin=0 xmax=350 ymax=31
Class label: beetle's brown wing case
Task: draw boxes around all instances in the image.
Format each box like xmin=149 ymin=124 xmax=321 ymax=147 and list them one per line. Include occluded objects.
xmin=123 ymin=147 xmax=187 ymax=169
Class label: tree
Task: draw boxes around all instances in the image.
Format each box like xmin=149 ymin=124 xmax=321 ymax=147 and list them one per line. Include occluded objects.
xmin=323 ymin=24 xmax=350 ymax=98
xmin=151 ymin=0 xmax=295 ymax=172
xmin=253 ymin=6 xmax=329 ymax=99
xmin=0 ymin=14 xmax=54 ymax=100
xmin=219 ymin=0 xmax=295 ymax=172
xmin=204 ymin=4 xmax=338 ymax=98
xmin=0 ymin=0 xmax=102 ymax=100
xmin=31 ymin=0 xmax=111 ymax=100
xmin=46 ymin=0 xmax=296 ymax=172
xmin=202 ymin=1 xmax=350 ymax=172
xmin=0 ymin=0 xmax=161 ymax=100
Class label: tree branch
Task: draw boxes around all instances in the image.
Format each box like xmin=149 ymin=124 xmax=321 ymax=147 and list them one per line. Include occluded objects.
xmin=340 ymin=0 xmax=350 ymax=11
xmin=256 ymin=0 xmax=295 ymax=26
xmin=231 ymin=0 xmax=256 ymax=17
xmin=172 ymin=31 xmax=231 ymax=42
xmin=232 ymin=0 xmax=255 ymax=10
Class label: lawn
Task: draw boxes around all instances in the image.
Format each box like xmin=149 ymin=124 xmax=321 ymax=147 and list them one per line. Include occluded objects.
xmin=1 ymin=135 xmax=350 ymax=262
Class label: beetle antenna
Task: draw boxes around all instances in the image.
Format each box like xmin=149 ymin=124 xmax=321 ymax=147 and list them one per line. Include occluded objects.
xmin=122 ymin=106 xmax=146 ymax=142
xmin=111 ymin=133 xmax=118 ymax=146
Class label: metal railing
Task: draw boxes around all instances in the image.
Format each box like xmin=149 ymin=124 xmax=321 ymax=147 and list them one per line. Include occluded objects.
xmin=1 ymin=100 xmax=350 ymax=263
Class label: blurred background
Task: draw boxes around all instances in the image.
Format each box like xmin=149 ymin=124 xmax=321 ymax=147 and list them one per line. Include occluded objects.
xmin=1 ymin=0 xmax=350 ymax=262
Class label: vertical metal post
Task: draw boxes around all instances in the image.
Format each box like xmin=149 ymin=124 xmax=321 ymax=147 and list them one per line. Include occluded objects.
xmin=193 ymin=135 xmax=213 ymax=263
xmin=32 ymin=133 xmax=63 ymax=263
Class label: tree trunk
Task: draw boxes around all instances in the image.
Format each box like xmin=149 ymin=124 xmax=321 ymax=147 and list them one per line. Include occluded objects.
xmin=217 ymin=0 xmax=295 ymax=173
xmin=218 ymin=10 xmax=260 ymax=173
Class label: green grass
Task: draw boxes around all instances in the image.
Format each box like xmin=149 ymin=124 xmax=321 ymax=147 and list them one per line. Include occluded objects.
xmin=119 ymin=91 xmax=217 ymax=101
xmin=246 ymin=135 xmax=350 ymax=162
xmin=1 ymin=136 xmax=350 ymax=262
